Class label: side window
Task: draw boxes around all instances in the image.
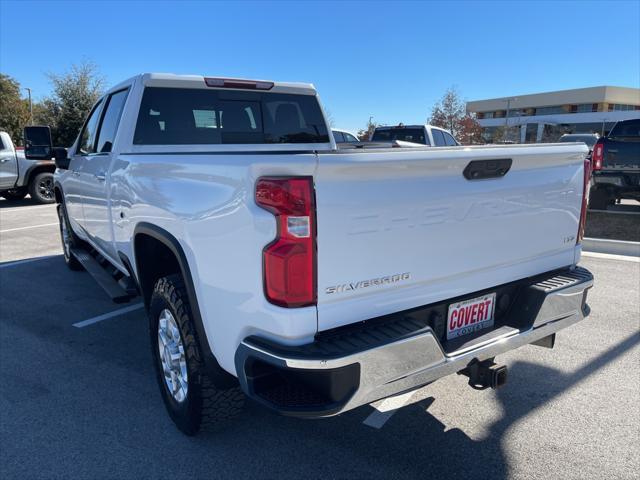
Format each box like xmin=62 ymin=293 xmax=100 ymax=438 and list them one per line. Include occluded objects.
xmin=78 ymin=99 xmax=105 ymax=154
xmin=443 ymin=132 xmax=457 ymax=146
xmin=96 ymin=89 xmax=129 ymax=153
xmin=344 ymin=133 xmax=358 ymax=142
xmin=0 ymin=136 xmax=5 ymax=150
xmin=432 ymin=129 xmax=446 ymax=146
xmin=333 ymin=131 xmax=345 ymax=143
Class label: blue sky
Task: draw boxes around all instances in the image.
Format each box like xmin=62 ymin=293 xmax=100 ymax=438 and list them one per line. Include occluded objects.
xmin=1 ymin=0 xmax=638 ymax=132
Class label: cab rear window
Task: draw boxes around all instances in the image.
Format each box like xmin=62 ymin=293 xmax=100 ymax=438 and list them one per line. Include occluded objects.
xmin=371 ymin=128 xmax=428 ymax=145
xmin=133 ymin=87 xmax=330 ymax=145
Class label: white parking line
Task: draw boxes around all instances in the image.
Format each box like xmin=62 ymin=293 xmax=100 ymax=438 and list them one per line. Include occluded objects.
xmin=0 ymin=223 xmax=58 ymax=233
xmin=0 ymin=204 xmax=56 ymax=213
xmin=72 ymin=303 xmax=145 ymax=328
xmin=363 ymin=391 xmax=416 ymax=429
xmin=582 ymin=251 xmax=640 ymax=263
xmin=0 ymin=255 xmax=58 ymax=269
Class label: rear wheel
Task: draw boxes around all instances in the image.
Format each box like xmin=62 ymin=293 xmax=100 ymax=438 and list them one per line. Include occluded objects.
xmin=588 ymin=187 xmax=612 ymax=210
xmin=1 ymin=187 xmax=28 ymax=200
xmin=57 ymin=203 xmax=83 ymax=271
xmin=28 ymin=172 xmax=55 ymax=204
xmin=149 ymin=275 xmax=244 ymax=435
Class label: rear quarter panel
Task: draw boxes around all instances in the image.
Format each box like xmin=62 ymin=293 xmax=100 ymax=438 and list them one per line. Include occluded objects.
xmin=111 ymin=151 xmax=319 ymax=375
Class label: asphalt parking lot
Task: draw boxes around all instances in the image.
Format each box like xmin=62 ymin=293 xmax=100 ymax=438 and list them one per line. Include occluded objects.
xmin=1 ymin=199 xmax=639 ymax=480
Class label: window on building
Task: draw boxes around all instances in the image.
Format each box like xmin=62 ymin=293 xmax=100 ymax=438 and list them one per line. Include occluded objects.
xmin=609 ymin=104 xmax=639 ymax=111
xmin=534 ymin=106 xmax=565 ymax=116
xmin=574 ymin=103 xmax=598 ymax=113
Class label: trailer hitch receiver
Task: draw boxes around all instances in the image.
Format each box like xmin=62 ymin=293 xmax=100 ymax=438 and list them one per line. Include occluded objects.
xmin=458 ymin=358 xmax=508 ymax=390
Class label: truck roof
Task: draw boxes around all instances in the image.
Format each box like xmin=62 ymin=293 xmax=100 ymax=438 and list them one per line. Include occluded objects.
xmin=108 ymin=73 xmax=318 ymax=96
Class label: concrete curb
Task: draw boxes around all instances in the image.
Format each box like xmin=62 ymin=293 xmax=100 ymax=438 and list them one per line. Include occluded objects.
xmin=583 ymin=238 xmax=640 ymax=257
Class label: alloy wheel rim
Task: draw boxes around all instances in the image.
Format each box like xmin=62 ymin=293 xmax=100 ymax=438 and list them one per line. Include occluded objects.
xmin=158 ymin=309 xmax=188 ymax=402
xmin=38 ymin=177 xmax=54 ymax=200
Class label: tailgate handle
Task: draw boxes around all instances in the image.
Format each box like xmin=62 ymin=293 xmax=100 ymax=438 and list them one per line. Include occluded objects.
xmin=463 ymin=158 xmax=512 ymax=180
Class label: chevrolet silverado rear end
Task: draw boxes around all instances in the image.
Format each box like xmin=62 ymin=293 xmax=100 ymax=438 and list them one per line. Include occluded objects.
xmin=236 ymin=142 xmax=593 ymax=417
xmin=49 ymin=73 xmax=593 ymax=434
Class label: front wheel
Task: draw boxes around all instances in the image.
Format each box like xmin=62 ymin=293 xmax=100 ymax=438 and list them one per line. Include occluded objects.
xmin=57 ymin=203 xmax=83 ymax=271
xmin=28 ymin=172 xmax=55 ymax=204
xmin=1 ymin=187 xmax=28 ymax=200
xmin=149 ymin=275 xmax=245 ymax=435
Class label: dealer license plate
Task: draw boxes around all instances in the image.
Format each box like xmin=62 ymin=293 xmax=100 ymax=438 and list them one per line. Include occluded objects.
xmin=447 ymin=292 xmax=496 ymax=340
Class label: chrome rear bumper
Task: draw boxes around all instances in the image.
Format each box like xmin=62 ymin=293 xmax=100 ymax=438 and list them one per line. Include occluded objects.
xmin=235 ymin=267 xmax=593 ymax=418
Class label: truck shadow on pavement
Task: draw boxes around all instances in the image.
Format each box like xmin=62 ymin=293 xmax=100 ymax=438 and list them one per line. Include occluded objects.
xmin=1 ymin=257 xmax=637 ymax=479
xmin=0 ymin=197 xmax=44 ymax=209
xmin=228 ymin=332 xmax=638 ymax=480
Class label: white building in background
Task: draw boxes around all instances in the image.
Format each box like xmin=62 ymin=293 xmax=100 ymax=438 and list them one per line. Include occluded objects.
xmin=466 ymin=86 xmax=640 ymax=143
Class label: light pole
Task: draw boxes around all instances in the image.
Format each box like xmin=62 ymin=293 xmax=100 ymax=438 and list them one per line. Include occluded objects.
xmin=24 ymin=87 xmax=33 ymax=125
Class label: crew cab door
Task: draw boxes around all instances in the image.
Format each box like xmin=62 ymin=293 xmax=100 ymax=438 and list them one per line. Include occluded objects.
xmin=66 ymin=98 xmax=105 ymax=227
xmin=0 ymin=133 xmax=18 ymax=189
xmin=79 ymin=88 xmax=129 ymax=261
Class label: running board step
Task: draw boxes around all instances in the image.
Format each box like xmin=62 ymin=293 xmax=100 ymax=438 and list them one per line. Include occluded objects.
xmin=70 ymin=247 xmax=132 ymax=304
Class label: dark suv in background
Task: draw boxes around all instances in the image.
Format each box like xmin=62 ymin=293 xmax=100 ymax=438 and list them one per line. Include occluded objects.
xmin=589 ymin=118 xmax=640 ymax=210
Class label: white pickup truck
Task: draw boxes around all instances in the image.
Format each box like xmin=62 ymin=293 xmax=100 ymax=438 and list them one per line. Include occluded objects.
xmin=24 ymin=74 xmax=594 ymax=435
xmin=0 ymin=131 xmax=56 ymax=203
xmin=371 ymin=124 xmax=459 ymax=146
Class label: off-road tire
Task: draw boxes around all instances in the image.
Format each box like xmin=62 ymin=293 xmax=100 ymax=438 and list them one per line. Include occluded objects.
xmin=28 ymin=172 xmax=55 ymax=204
xmin=1 ymin=187 xmax=28 ymax=200
xmin=149 ymin=275 xmax=245 ymax=435
xmin=57 ymin=202 xmax=83 ymax=271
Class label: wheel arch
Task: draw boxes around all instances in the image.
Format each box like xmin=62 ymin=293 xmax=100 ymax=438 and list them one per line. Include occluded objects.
xmin=133 ymin=222 xmax=236 ymax=386
xmin=54 ymin=182 xmax=63 ymax=204
xmin=24 ymin=163 xmax=56 ymax=187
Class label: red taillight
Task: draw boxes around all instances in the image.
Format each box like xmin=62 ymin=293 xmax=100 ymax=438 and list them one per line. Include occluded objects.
xmin=577 ymin=159 xmax=591 ymax=244
xmin=591 ymin=140 xmax=604 ymax=171
xmin=204 ymin=77 xmax=274 ymax=90
xmin=256 ymin=177 xmax=316 ymax=307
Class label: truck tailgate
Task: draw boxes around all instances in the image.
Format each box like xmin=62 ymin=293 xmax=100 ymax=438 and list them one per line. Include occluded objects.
xmin=603 ymin=137 xmax=640 ymax=170
xmin=314 ymin=143 xmax=588 ymax=332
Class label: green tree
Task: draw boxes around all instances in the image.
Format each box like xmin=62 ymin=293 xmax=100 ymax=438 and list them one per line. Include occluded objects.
xmin=0 ymin=74 xmax=30 ymax=144
xmin=35 ymin=61 xmax=105 ymax=146
xmin=428 ymin=87 xmax=466 ymax=136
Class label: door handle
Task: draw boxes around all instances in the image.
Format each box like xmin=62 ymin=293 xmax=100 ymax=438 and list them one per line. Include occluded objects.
xmin=72 ymin=170 xmax=80 ymax=176
xmin=0 ymin=157 xmax=11 ymax=163
xmin=95 ymin=173 xmax=106 ymax=182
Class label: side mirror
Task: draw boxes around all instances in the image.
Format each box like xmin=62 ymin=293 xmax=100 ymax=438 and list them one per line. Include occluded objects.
xmin=23 ymin=126 xmax=53 ymax=160
xmin=53 ymin=147 xmax=70 ymax=170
